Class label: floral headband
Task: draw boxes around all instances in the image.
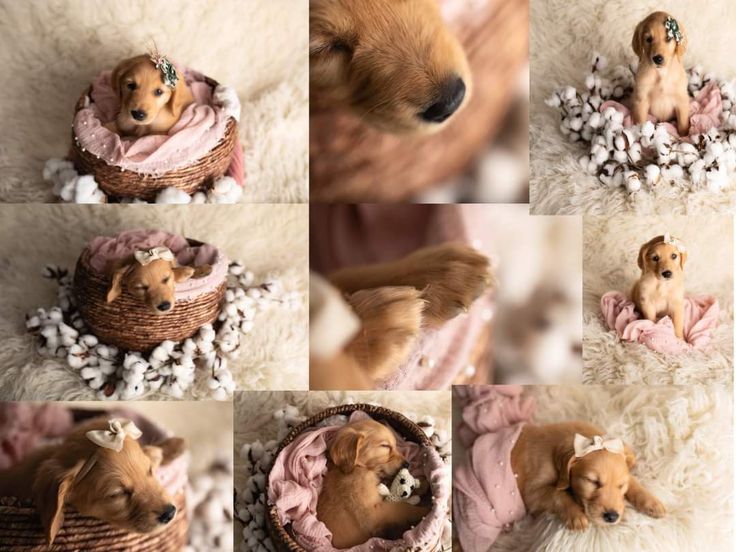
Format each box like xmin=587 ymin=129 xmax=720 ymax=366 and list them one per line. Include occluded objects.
xmin=664 ymin=17 xmax=683 ymax=44
xmin=149 ymin=53 xmax=179 ymax=88
xmin=86 ymin=419 xmax=143 ymax=452
xmin=134 ymin=246 xmax=175 ymax=266
xmin=663 ymin=232 xmax=686 ymax=253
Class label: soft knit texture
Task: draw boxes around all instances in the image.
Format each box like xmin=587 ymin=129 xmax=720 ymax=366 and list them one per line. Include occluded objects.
xmin=0 ymin=403 xmax=74 ymax=469
xmin=601 ymin=291 xmax=719 ymax=353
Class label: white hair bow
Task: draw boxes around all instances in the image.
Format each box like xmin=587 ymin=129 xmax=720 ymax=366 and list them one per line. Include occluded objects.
xmin=134 ymin=246 xmax=175 ymax=266
xmin=86 ymin=419 xmax=143 ymax=452
xmin=663 ymin=232 xmax=686 ymax=253
xmin=573 ymin=433 xmax=625 ymax=458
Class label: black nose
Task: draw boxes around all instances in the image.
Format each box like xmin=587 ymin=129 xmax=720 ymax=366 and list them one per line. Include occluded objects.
xmin=602 ymin=510 xmax=619 ymax=523
xmin=158 ymin=504 xmax=176 ymax=524
xmin=157 ymin=301 xmax=172 ymax=312
xmin=131 ymin=109 xmax=147 ymax=121
xmin=662 ymin=270 xmax=673 ymax=279
xmin=653 ymin=55 xmax=664 ymax=66
xmin=420 ymin=76 xmax=466 ymax=123
xmin=402 ymin=491 xmax=409 ymax=497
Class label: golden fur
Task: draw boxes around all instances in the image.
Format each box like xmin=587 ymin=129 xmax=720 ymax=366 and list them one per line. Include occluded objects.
xmin=310 ymin=0 xmax=471 ymax=133
xmin=0 ymin=418 xmax=185 ymax=544
xmin=631 ymin=11 xmax=689 ymax=135
xmin=510 ymin=421 xmax=665 ymax=530
xmin=310 ymin=242 xmax=492 ymax=389
xmin=317 ymin=419 xmax=430 ymax=548
xmin=631 ymin=235 xmax=687 ymax=339
xmin=106 ymin=54 xmax=194 ymax=137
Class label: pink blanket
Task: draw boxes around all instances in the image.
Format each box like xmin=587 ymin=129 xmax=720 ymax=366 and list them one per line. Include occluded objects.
xmin=601 ymin=291 xmax=719 ymax=354
xmin=600 ymin=81 xmax=722 ymax=139
xmin=87 ymin=229 xmax=229 ymax=301
xmin=0 ymin=403 xmax=73 ymax=470
xmin=73 ymin=67 xmax=234 ymax=177
xmin=268 ymin=410 xmax=450 ymax=552
xmin=453 ymin=386 xmax=535 ymax=551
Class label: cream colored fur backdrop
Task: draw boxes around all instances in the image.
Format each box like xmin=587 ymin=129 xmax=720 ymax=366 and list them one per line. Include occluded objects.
xmin=530 ymin=0 xmax=736 ymax=214
xmin=0 ymin=0 xmax=308 ymax=203
xmin=583 ymin=215 xmax=733 ymax=384
xmin=0 ymin=204 xmax=309 ymax=400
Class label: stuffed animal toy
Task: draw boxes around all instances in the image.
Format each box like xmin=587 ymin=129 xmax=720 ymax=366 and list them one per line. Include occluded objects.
xmin=377 ymin=467 xmax=421 ymax=505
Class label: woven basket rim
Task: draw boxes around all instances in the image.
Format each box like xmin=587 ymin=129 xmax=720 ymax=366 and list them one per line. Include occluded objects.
xmin=266 ymin=403 xmax=434 ymax=552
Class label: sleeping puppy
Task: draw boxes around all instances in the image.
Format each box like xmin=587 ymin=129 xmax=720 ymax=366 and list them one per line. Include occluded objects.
xmin=631 ymin=234 xmax=687 ymax=339
xmin=317 ymin=419 xmax=430 ymax=548
xmin=310 ymin=0 xmax=471 ymax=133
xmin=0 ymin=417 xmax=185 ymax=544
xmin=105 ymin=54 xmax=194 ymax=137
xmin=631 ymin=11 xmax=689 ymax=136
xmin=510 ymin=421 xmax=665 ymax=530
xmin=310 ymin=243 xmax=492 ymax=389
xmin=106 ymin=246 xmax=211 ymax=315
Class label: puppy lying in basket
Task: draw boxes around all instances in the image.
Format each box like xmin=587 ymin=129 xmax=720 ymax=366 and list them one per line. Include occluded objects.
xmin=105 ymin=52 xmax=194 ymax=137
xmin=0 ymin=417 xmax=184 ymax=545
xmin=631 ymin=234 xmax=687 ymax=339
xmin=310 ymin=0 xmax=471 ymax=133
xmin=631 ymin=11 xmax=689 ymax=136
xmin=106 ymin=246 xmax=212 ymax=315
xmin=317 ymin=419 xmax=430 ymax=548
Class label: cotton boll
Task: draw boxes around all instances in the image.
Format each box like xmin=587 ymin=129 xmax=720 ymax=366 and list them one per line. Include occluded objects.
xmin=640 ymin=120 xmax=655 ymax=139
xmin=73 ymin=175 xmax=106 ymax=204
xmin=562 ymin=86 xmax=576 ymax=101
xmin=706 ymin=167 xmax=728 ymax=192
xmin=624 ymin=171 xmax=641 ymax=192
xmin=42 ymin=158 xmax=74 ymax=181
xmin=588 ymin=112 xmax=602 ymax=129
xmin=156 ymin=187 xmax=192 ymax=204
xmin=613 ymin=149 xmax=628 ymax=163
xmin=208 ymin=177 xmax=243 ymax=204
xmin=191 ymin=192 xmax=207 ymax=204
xmin=213 ymin=85 xmax=242 ymax=122
xmin=668 ymin=164 xmax=684 ymax=180
xmin=545 ymin=92 xmax=562 ymax=108
xmin=628 ymin=143 xmax=642 ymax=163
xmin=645 ymin=165 xmax=661 ymax=186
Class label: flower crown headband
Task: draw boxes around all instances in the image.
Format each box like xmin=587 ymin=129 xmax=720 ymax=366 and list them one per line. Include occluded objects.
xmin=664 ymin=17 xmax=683 ymax=44
xmin=662 ymin=232 xmax=686 ymax=253
xmin=148 ymin=44 xmax=178 ymax=89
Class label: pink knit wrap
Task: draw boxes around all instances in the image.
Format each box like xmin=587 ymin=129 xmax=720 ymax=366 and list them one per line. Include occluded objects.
xmin=453 ymin=385 xmax=535 ymax=551
xmin=268 ymin=410 xmax=450 ymax=552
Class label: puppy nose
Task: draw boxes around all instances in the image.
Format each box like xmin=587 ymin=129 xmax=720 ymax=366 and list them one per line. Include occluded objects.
xmin=662 ymin=270 xmax=673 ymax=279
xmin=421 ymin=76 xmax=466 ymax=123
xmin=131 ymin=109 xmax=147 ymax=121
xmin=653 ymin=55 xmax=664 ymax=66
xmin=158 ymin=504 xmax=177 ymax=524
xmin=157 ymin=301 xmax=172 ymax=312
xmin=602 ymin=510 xmax=619 ymax=523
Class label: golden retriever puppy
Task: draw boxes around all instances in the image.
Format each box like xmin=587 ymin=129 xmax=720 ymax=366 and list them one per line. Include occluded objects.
xmin=510 ymin=421 xmax=665 ymax=530
xmin=106 ymin=247 xmax=210 ymax=315
xmin=0 ymin=417 xmax=185 ymax=544
xmin=317 ymin=419 xmax=430 ymax=548
xmin=631 ymin=234 xmax=687 ymax=339
xmin=106 ymin=54 xmax=194 ymax=137
xmin=631 ymin=11 xmax=689 ymax=135
xmin=310 ymin=243 xmax=492 ymax=389
xmin=310 ymin=0 xmax=471 ymax=133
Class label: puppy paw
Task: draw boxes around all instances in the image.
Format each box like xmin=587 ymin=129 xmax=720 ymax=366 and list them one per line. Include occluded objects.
xmin=402 ymin=243 xmax=493 ymax=327
xmin=562 ymin=509 xmax=589 ymax=531
xmin=633 ymin=494 xmax=666 ymax=518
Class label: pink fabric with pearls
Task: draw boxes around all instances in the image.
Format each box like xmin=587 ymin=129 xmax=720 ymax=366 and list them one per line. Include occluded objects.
xmin=601 ymin=291 xmax=719 ymax=353
xmin=268 ymin=410 xmax=450 ymax=552
xmin=87 ymin=229 xmax=229 ymax=301
xmin=600 ymin=81 xmax=723 ymax=139
xmin=73 ymin=67 xmax=233 ymax=177
xmin=453 ymin=385 xmax=534 ymax=552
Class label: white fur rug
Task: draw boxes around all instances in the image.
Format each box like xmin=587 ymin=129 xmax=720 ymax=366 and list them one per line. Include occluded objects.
xmin=0 ymin=204 xmax=309 ymax=400
xmin=583 ymin=215 xmax=733 ymax=384
xmin=487 ymin=385 xmax=733 ymax=552
xmin=530 ymin=0 xmax=736 ymax=214
xmin=0 ymin=0 xmax=307 ymax=203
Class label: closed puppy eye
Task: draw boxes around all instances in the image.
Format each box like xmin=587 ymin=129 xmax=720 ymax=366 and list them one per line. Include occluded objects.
xmin=585 ymin=477 xmax=602 ymax=488
xmin=162 ymin=275 xmax=171 ymax=284
xmin=126 ymin=82 xmax=137 ymax=91
xmin=108 ymin=487 xmax=133 ymax=499
xmin=149 ymin=466 xmax=154 ymax=477
xmin=154 ymin=88 xmax=164 ymax=97
xmin=134 ymin=283 xmax=149 ymax=291
xmin=331 ymin=40 xmax=354 ymax=56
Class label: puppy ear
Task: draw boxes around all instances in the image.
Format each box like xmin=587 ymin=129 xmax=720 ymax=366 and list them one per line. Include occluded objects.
xmin=172 ymin=265 xmax=195 ymax=283
xmin=32 ymin=458 xmax=84 ymax=544
xmin=107 ymin=263 xmax=133 ymax=303
xmin=554 ymin=442 xmax=576 ymax=490
xmin=150 ymin=437 xmax=187 ymax=466
xmin=637 ymin=242 xmax=649 ymax=270
xmin=623 ymin=444 xmax=636 ymax=468
xmin=675 ymin=19 xmax=687 ymax=58
xmin=142 ymin=445 xmax=164 ymax=470
xmin=110 ymin=56 xmax=137 ymax=100
xmin=329 ymin=428 xmax=364 ymax=474
xmin=679 ymin=250 xmax=687 ymax=269
xmin=631 ymin=19 xmax=646 ymax=59
xmin=167 ymin=69 xmax=194 ymax=120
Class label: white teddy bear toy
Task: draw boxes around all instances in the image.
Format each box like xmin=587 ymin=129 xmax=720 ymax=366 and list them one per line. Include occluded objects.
xmin=377 ymin=467 xmax=421 ymax=505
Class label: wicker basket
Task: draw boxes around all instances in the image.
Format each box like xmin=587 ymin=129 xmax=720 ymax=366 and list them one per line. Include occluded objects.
xmin=0 ymin=409 xmax=188 ymax=551
xmin=266 ymin=404 xmax=435 ymax=552
xmin=73 ymin=238 xmax=226 ymax=352
xmin=70 ymin=77 xmax=238 ymax=202
xmin=309 ymin=0 xmax=529 ymax=201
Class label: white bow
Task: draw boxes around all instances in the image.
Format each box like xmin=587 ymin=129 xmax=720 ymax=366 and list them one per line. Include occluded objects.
xmin=86 ymin=419 xmax=143 ymax=452
xmin=134 ymin=246 xmax=175 ymax=266
xmin=663 ymin=232 xmax=686 ymax=253
xmin=573 ymin=433 xmax=625 ymax=458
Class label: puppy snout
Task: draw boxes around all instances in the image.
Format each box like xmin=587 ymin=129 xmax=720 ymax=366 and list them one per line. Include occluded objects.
xmin=157 ymin=301 xmax=172 ymax=312
xmin=602 ymin=510 xmax=620 ymax=524
xmin=420 ymin=76 xmax=466 ymax=123
xmin=131 ymin=109 xmax=147 ymax=121
xmin=661 ymin=270 xmax=673 ymax=279
xmin=158 ymin=503 xmax=177 ymax=524
xmin=652 ymin=54 xmax=664 ymax=66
